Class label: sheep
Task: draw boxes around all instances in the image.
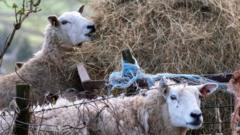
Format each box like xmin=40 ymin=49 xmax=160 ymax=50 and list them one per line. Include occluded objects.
xmin=0 ymin=81 xmax=218 ymax=135
xmin=228 ymin=70 xmax=240 ymax=135
xmin=0 ymin=6 xmax=96 ymax=108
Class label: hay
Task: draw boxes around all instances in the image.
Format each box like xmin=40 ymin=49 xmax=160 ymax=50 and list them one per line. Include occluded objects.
xmin=77 ymin=1 xmax=240 ymax=134
xmin=80 ymin=0 xmax=240 ymax=80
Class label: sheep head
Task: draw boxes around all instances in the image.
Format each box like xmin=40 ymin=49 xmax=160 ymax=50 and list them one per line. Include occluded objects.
xmin=158 ymin=81 xmax=218 ymax=129
xmin=48 ymin=5 xmax=95 ymax=47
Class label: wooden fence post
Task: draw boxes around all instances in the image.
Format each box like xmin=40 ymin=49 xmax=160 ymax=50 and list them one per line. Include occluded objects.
xmin=122 ymin=49 xmax=135 ymax=64
xmin=13 ymin=84 xmax=31 ymax=135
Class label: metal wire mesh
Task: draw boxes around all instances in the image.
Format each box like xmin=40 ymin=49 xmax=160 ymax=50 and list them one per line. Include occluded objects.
xmin=187 ymin=90 xmax=234 ymax=135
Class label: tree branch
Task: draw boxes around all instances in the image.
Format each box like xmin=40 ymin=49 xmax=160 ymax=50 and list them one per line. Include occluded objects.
xmin=0 ymin=0 xmax=41 ymax=66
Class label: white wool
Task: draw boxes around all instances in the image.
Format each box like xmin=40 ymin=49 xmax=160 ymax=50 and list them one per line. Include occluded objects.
xmin=0 ymin=82 xmax=218 ymax=135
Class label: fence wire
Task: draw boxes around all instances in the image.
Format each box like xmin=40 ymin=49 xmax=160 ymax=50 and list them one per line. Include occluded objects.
xmin=0 ymin=85 xmax=236 ymax=135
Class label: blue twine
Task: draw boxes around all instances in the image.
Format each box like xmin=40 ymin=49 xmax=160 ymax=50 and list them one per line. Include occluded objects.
xmin=108 ymin=59 xmax=227 ymax=92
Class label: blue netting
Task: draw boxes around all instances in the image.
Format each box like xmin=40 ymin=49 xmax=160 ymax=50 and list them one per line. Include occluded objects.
xmin=109 ymin=59 xmax=154 ymax=90
xmin=108 ymin=58 xmax=227 ymax=93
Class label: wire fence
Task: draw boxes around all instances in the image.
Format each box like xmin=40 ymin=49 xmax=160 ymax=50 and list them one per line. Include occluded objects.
xmin=0 ymin=92 xmax=117 ymax=135
xmin=0 ymin=85 xmax=235 ymax=135
xmin=188 ymin=90 xmax=234 ymax=135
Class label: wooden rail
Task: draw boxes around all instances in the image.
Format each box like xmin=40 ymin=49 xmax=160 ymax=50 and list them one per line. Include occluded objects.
xmin=203 ymin=73 xmax=232 ymax=83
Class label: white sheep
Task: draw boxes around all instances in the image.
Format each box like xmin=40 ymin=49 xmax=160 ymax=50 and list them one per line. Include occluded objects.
xmin=0 ymin=6 xmax=95 ymax=108
xmin=0 ymin=81 xmax=218 ymax=135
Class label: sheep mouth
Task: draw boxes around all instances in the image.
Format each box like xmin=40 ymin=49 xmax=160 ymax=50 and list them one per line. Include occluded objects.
xmin=85 ymin=28 xmax=96 ymax=39
xmin=85 ymin=33 xmax=94 ymax=38
xmin=187 ymin=120 xmax=202 ymax=127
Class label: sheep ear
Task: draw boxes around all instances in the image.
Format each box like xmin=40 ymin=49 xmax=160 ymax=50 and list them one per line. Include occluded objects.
xmin=197 ymin=83 xmax=218 ymax=97
xmin=48 ymin=16 xmax=60 ymax=27
xmin=159 ymin=78 xmax=169 ymax=98
xmin=78 ymin=5 xmax=85 ymax=14
xmin=162 ymin=85 xmax=169 ymax=96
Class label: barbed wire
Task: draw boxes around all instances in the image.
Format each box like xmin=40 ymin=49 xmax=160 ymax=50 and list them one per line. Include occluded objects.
xmin=33 ymin=96 xmax=113 ymax=114
xmin=0 ymin=76 xmax=233 ymax=135
xmin=4 ymin=80 xmax=228 ymax=115
xmin=0 ymin=99 xmax=111 ymax=134
xmin=0 ymin=95 xmax=234 ymax=134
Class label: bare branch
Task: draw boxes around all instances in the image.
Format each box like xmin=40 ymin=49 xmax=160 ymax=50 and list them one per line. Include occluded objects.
xmin=0 ymin=0 xmax=41 ymax=66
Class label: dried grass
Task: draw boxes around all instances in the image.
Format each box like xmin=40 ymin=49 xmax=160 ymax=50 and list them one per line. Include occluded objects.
xmin=80 ymin=0 xmax=240 ymax=80
xmin=77 ymin=1 xmax=240 ymax=133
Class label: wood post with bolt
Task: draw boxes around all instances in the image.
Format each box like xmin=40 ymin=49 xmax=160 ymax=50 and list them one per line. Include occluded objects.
xmin=13 ymin=84 xmax=31 ymax=135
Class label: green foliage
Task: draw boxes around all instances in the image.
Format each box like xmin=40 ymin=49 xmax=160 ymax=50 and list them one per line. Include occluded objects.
xmin=12 ymin=3 xmax=17 ymax=8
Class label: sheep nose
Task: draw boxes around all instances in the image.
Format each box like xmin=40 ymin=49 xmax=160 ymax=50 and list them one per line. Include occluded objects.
xmin=87 ymin=25 xmax=96 ymax=33
xmin=190 ymin=112 xmax=202 ymax=120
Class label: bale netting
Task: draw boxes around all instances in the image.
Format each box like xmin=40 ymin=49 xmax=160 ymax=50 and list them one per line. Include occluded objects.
xmin=81 ymin=0 xmax=240 ymax=80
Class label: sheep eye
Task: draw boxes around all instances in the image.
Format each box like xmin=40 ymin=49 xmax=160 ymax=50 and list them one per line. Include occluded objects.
xmin=170 ymin=95 xmax=177 ymax=100
xmin=61 ymin=20 xmax=69 ymax=25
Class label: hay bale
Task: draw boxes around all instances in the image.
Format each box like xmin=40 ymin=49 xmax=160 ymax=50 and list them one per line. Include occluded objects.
xmin=82 ymin=0 xmax=240 ymax=79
